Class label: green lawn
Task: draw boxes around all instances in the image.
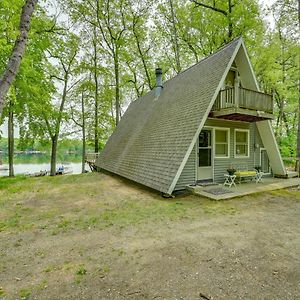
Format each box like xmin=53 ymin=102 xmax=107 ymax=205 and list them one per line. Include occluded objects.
xmin=0 ymin=173 xmax=242 ymax=235
xmin=0 ymin=173 xmax=299 ymax=299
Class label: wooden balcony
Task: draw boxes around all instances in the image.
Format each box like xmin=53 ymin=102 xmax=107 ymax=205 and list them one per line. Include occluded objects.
xmin=211 ymin=87 xmax=273 ymax=122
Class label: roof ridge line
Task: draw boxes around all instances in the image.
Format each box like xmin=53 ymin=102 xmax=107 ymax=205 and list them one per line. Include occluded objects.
xmin=134 ymin=37 xmax=242 ymax=103
xmin=169 ymin=36 xmax=242 ymax=81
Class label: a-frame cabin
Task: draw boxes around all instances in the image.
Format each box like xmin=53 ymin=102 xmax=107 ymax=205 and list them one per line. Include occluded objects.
xmin=96 ymin=37 xmax=286 ymax=195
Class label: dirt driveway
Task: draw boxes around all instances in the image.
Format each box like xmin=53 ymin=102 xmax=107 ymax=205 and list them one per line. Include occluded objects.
xmin=0 ymin=173 xmax=299 ymax=299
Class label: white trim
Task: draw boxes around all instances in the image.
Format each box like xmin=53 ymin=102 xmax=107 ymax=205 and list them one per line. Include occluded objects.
xmin=214 ymin=127 xmax=230 ymax=159
xmin=259 ymin=147 xmax=263 ymax=167
xmin=195 ymin=143 xmax=197 ymax=182
xmin=196 ymin=127 xmax=214 ymax=181
xmin=240 ymin=41 xmax=260 ymax=91
xmin=265 ymin=120 xmax=285 ymax=172
xmin=234 ymin=128 xmax=250 ymax=158
xmin=260 ymin=147 xmax=271 ymax=175
xmin=167 ymin=38 xmax=242 ymax=194
xmin=256 ymin=120 xmax=286 ymax=175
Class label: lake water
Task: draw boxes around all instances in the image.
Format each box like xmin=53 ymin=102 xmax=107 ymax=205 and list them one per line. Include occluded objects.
xmin=0 ymin=153 xmax=90 ymax=177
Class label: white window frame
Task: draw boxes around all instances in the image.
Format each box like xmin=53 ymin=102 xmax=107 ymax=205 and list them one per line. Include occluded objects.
xmin=260 ymin=147 xmax=271 ymax=174
xmin=197 ymin=127 xmax=214 ymax=181
xmin=214 ymin=128 xmax=230 ymax=159
xmin=234 ymin=129 xmax=250 ymax=158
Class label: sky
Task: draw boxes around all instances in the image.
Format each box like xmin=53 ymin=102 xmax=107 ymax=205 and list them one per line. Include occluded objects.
xmin=0 ymin=0 xmax=278 ymax=138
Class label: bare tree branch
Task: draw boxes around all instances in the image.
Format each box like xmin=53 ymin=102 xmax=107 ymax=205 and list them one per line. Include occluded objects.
xmin=190 ymin=0 xmax=228 ymax=15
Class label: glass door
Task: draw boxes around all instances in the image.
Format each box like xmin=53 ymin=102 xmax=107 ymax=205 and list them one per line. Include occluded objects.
xmin=260 ymin=149 xmax=270 ymax=173
xmin=198 ymin=129 xmax=213 ymax=181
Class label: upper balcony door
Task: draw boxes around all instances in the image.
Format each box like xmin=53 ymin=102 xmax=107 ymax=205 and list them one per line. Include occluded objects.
xmin=198 ymin=129 xmax=213 ymax=181
xmin=225 ymin=69 xmax=237 ymax=88
xmin=222 ymin=69 xmax=239 ymax=107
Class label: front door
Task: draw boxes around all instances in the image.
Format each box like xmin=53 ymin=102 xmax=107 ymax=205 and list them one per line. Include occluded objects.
xmin=198 ymin=129 xmax=213 ymax=181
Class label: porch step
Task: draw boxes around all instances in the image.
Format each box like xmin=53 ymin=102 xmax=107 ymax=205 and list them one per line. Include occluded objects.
xmin=287 ymin=171 xmax=299 ymax=178
xmin=186 ymin=183 xmax=219 ymax=195
xmin=275 ymin=171 xmax=299 ymax=179
xmin=196 ymin=181 xmax=219 ymax=187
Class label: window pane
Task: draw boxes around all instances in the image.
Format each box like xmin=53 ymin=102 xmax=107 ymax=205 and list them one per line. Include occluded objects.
xmin=236 ymin=145 xmax=248 ymax=156
xmin=236 ymin=131 xmax=247 ymax=143
xmin=216 ymin=144 xmax=227 ymax=156
xmin=199 ymin=130 xmax=211 ymax=147
xmin=199 ymin=149 xmax=211 ymax=167
xmin=215 ymin=130 xmax=227 ymax=143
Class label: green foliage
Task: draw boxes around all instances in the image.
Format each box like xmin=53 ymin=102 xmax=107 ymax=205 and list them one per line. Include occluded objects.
xmin=253 ymin=0 xmax=299 ymax=156
xmin=0 ymin=0 xmax=299 ymax=161
xmin=19 ymin=288 xmax=31 ymax=300
xmin=76 ymin=265 xmax=87 ymax=276
xmin=0 ymin=174 xmax=27 ymax=190
xmin=0 ymin=137 xmax=94 ymax=154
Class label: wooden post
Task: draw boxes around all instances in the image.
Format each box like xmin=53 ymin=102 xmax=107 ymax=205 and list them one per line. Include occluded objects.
xmin=296 ymin=158 xmax=300 ymax=176
xmin=234 ymin=71 xmax=239 ymax=107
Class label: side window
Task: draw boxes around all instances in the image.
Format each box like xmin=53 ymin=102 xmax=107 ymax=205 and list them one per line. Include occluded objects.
xmin=215 ymin=129 xmax=229 ymax=158
xmin=235 ymin=129 xmax=249 ymax=157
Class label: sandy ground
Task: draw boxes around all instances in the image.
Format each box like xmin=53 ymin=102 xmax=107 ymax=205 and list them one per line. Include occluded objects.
xmin=0 ymin=172 xmax=299 ymax=299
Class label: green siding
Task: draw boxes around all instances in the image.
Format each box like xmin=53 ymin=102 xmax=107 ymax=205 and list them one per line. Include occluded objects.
xmin=206 ymin=119 xmax=253 ymax=182
xmin=174 ymin=118 xmax=267 ymax=189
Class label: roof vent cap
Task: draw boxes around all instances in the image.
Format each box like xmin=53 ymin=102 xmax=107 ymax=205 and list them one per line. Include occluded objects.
xmin=155 ymin=68 xmax=163 ymax=97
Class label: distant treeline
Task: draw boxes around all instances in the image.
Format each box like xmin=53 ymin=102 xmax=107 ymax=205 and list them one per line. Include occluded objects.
xmin=0 ymin=138 xmax=94 ymax=154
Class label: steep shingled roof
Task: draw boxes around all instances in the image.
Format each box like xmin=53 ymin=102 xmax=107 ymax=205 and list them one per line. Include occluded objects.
xmin=96 ymin=38 xmax=242 ymax=193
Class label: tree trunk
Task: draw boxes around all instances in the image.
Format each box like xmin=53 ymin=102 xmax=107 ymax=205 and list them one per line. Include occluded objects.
xmin=169 ymin=0 xmax=181 ymax=73
xmin=8 ymin=106 xmax=14 ymax=177
xmin=297 ymin=98 xmax=300 ymax=176
xmin=50 ymin=135 xmax=58 ymax=176
xmin=228 ymin=0 xmax=233 ymax=40
xmin=114 ymin=49 xmax=120 ymax=125
xmin=132 ymin=27 xmax=152 ymax=90
xmin=81 ymin=92 xmax=86 ymax=174
xmin=297 ymin=0 xmax=300 ymax=176
xmin=93 ymin=28 xmax=99 ymax=153
xmin=49 ymin=72 xmax=69 ymax=176
xmin=0 ymin=0 xmax=38 ymax=115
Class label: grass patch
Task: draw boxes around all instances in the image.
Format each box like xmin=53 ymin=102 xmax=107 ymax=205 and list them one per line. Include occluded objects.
xmin=0 ymin=175 xmax=27 ymax=190
xmin=269 ymin=188 xmax=300 ymax=199
xmin=0 ymin=287 xmax=5 ymax=296
xmin=19 ymin=288 xmax=31 ymax=300
xmin=76 ymin=265 xmax=87 ymax=275
xmin=203 ymin=202 xmax=237 ymax=215
xmin=0 ymin=173 xmax=244 ymax=235
xmin=70 ymin=200 xmax=195 ymax=230
xmin=1 ymin=173 xmax=299 ymax=299
xmin=74 ymin=265 xmax=88 ymax=285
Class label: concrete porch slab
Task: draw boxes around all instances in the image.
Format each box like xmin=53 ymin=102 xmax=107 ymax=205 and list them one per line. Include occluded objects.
xmin=186 ymin=177 xmax=300 ymax=200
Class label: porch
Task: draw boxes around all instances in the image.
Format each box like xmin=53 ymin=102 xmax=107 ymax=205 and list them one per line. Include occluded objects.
xmin=186 ymin=176 xmax=299 ymax=200
xmin=85 ymin=152 xmax=100 ymax=171
xmin=211 ymin=87 xmax=273 ymax=122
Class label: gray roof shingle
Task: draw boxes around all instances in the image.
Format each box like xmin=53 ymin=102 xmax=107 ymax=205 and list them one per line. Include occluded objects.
xmin=96 ymin=38 xmax=241 ymax=193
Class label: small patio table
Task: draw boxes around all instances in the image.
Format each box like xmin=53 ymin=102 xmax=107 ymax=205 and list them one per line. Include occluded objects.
xmin=255 ymin=171 xmax=263 ymax=183
xmin=224 ymin=174 xmax=236 ymax=188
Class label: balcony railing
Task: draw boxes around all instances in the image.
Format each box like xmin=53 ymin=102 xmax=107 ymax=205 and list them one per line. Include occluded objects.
xmin=213 ymin=87 xmax=273 ymax=114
